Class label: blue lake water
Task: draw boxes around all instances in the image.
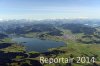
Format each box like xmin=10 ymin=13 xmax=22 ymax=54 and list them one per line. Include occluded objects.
xmin=12 ymin=37 xmax=65 ymax=52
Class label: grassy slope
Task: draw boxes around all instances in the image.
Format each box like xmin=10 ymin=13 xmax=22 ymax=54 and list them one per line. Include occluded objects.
xmin=24 ymin=30 xmax=100 ymax=66
xmin=44 ymin=40 xmax=100 ymax=66
xmin=38 ymin=29 xmax=100 ymax=66
xmin=0 ymin=38 xmax=25 ymax=52
xmin=0 ymin=29 xmax=99 ymax=66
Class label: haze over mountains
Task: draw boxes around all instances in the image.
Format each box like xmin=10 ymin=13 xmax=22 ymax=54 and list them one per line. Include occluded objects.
xmin=0 ymin=19 xmax=100 ymax=66
xmin=0 ymin=19 xmax=100 ymax=26
xmin=0 ymin=19 xmax=99 ymax=33
xmin=0 ymin=19 xmax=99 ymax=38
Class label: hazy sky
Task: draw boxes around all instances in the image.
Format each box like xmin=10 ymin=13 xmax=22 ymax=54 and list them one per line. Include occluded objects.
xmin=0 ymin=0 xmax=100 ymax=20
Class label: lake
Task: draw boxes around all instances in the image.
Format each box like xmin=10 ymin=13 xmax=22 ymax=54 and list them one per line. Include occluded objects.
xmin=12 ymin=37 xmax=65 ymax=52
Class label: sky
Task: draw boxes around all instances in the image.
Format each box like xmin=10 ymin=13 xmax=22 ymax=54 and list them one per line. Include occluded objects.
xmin=0 ymin=0 xmax=100 ymax=20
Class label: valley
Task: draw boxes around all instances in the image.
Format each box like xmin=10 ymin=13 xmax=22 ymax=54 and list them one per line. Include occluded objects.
xmin=0 ymin=19 xmax=100 ymax=66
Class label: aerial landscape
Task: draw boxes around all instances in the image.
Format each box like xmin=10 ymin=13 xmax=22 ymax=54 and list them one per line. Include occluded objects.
xmin=0 ymin=0 xmax=100 ymax=66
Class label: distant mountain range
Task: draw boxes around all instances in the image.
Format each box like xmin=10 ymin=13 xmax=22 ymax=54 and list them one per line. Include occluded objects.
xmin=0 ymin=19 xmax=99 ymax=36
